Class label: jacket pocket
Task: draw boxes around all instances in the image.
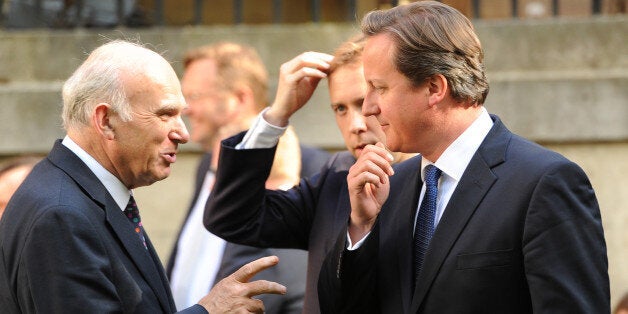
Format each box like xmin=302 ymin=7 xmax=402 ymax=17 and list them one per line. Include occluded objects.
xmin=456 ymin=249 xmax=513 ymax=270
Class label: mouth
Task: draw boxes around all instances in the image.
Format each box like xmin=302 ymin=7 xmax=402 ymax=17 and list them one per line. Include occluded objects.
xmin=355 ymin=142 xmax=370 ymax=151
xmin=354 ymin=142 xmax=375 ymax=156
xmin=162 ymin=152 xmax=177 ymax=163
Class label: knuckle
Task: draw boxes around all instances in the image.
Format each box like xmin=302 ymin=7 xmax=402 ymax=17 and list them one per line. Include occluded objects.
xmin=233 ymin=284 xmax=246 ymax=296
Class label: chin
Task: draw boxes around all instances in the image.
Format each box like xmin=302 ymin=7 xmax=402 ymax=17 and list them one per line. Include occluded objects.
xmin=159 ymin=168 xmax=172 ymax=180
xmin=387 ymin=142 xmax=402 ymax=153
xmin=150 ymin=167 xmax=171 ymax=183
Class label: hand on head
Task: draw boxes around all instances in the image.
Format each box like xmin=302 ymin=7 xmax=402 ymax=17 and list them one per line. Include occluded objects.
xmin=198 ymin=256 xmax=287 ymax=313
xmin=264 ymin=52 xmax=334 ymax=127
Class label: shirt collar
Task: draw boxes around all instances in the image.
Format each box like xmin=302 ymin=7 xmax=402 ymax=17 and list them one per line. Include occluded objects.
xmin=422 ymin=107 xmax=493 ymax=181
xmin=62 ymin=135 xmax=131 ymax=211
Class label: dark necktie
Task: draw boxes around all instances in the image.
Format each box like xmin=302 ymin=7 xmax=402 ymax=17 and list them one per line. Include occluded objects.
xmin=413 ymin=164 xmax=442 ymax=281
xmin=125 ymin=196 xmax=147 ymax=250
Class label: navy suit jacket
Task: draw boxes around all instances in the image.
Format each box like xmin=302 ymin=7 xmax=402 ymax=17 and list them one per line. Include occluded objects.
xmin=318 ymin=115 xmax=610 ymax=313
xmin=204 ymin=132 xmax=356 ymax=314
xmin=0 ymin=140 xmax=205 ymax=314
xmin=167 ymin=143 xmax=330 ymax=314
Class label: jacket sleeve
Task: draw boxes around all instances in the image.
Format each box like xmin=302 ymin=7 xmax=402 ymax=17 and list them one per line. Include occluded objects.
xmin=522 ymin=161 xmax=609 ymax=313
xmin=204 ymin=131 xmax=329 ymax=250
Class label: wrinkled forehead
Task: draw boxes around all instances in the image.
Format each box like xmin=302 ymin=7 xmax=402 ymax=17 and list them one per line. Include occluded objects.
xmin=121 ymin=63 xmax=184 ymax=108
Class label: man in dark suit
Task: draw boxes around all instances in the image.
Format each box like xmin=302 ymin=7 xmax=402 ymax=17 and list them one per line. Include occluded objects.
xmin=166 ymin=42 xmax=330 ymax=313
xmin=203 ymin=36 xmax=414 ymax=313
xmin=0 ymin=40 xmax=286 ymax=314
xmin=317 ymin=1 xmax=610 ymax=313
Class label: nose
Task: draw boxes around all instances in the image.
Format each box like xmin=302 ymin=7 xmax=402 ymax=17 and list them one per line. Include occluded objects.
xmin=349 ymin=109 xmax=368 ymax=134
xmin=171 ymin=116 xmax=190 ymax=144
xmin=362 ymin=92 xmax=380 ymax=117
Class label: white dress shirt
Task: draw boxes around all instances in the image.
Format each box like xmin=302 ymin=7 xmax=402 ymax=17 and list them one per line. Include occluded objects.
xmin=414 ymin=107 xmax=493 ymax=230
xmin=61 ymin=136 xmax=131 ymax=211
xmin=350 ymin=107 xmax=493 ymax=249
xmin=169 ymin=108 xmax=288 ymax=310
xmin=236 ymin=107 xmax=287 ymax=150
xmin=170 ymin=171 xmax=227 ymax=310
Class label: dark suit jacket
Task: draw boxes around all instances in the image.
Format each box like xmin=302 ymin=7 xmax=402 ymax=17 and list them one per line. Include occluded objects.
xmin=0 ymin=140 xmax=205 ymax=314
xmin=318 ymin=115 xmax=610 ymax=313
xmin=167 ymin=143 xmax=330 ymax=314
xmin=204 ymin=132 xmax=356 ymax=314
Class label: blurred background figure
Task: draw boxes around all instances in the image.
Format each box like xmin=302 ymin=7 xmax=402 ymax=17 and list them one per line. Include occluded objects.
xmin=0 ymin=156 xmax=40 ymax=219
xmin=616 ymin=292 xmax=628 ymax=314
xmin=167 ymin=41 xmax=329 ymax=313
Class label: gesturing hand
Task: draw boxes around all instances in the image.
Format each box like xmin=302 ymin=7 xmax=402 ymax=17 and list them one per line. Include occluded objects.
xmin=264 ymin=52 xmax=334 ymax=127
xmin=198 ymin=256 xmax=287 ymax=313
xmin=347 ymin=142 xmax=394 ymax=243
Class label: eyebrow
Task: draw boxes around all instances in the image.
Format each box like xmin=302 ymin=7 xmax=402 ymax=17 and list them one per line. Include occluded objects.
xmin=159 ymin=99 xmax=187 ymax=112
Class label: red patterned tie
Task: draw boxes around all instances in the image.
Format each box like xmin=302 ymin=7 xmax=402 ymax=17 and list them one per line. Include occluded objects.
xmin=124 ymin=196 xmax=147 ymax=250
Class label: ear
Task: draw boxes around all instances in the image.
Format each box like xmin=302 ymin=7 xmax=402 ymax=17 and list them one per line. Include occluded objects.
xmin=233 ymin=84 xmax=256 ymax=109
xmin=92 ymin=103 xmax=116 ymax=140
xmin=427 ymin=74 xmax=448 ymax=106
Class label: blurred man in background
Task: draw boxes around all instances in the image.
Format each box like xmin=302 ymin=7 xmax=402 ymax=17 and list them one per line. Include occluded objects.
xmin=167 ymin=42 xmax=330 ymax=313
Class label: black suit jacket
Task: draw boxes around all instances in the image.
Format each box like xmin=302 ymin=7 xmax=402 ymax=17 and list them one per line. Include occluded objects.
xmin=204 ymin=132 xmax=356 ymax=314
xmin=0 ymin=140 xmax=205 ymax=314
xmin=167 ymin=143 xmax=330 ymax=314
xmin=318 ymin=115 xmax=610 ymax=313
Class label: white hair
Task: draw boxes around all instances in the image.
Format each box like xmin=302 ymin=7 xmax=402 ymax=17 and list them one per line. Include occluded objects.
xmin=61 ymin=40 xmax=160 ymax=130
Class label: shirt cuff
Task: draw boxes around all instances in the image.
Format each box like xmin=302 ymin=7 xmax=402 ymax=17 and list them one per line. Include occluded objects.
xmin=235 ymin=107 xmax=287 ymax=150
xmin=346 ymin=231 xmax=371 ymax=251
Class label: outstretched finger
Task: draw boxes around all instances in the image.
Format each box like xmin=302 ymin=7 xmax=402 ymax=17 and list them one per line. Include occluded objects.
xmin=232 ymin=256 xmax=281 ymax=283
xmin=245 ymin=279 xmax=288 ymax=298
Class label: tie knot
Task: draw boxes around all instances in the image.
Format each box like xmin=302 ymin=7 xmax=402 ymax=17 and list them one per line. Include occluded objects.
xmin=125 ymin=196 xmax=141 ymax=222
xmin=125 ymin=196 xmax=138 ymax=211
xmin=424 ymin=165 xmax=442 ymax=187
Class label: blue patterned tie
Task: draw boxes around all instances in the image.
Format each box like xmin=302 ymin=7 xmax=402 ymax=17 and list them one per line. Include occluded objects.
xmin=413 ymin=164 xmax=442 ymax=280
xmin=124 ymin=196 xmax=147 ymax=250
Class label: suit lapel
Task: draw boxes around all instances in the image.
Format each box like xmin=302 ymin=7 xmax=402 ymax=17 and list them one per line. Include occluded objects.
xmin=393 ymin=166 xmax=421 ymax=312
xmin=105 ymin=196 xmax=175 ymax=313
xmin=375 ymin=156 xmax=421 ymax=313
xmin=144 ymin=234 xmax=177 ymax=309
xmin=333 ymin=175 xmax=350 ymax=238
xmin=410 ymin=116 xmax=511 ymax=311
xmin=331 ymin=153 xmax=356 ymax=241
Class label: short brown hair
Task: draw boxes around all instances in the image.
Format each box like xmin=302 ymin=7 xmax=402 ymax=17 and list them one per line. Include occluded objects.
xmin=329 ymin=34 xmax=367 ymax=74
xmin=361 ymin=0 xmax=489 ymax=105
xmin=183 ymin=42 xmax=269 ymax=111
